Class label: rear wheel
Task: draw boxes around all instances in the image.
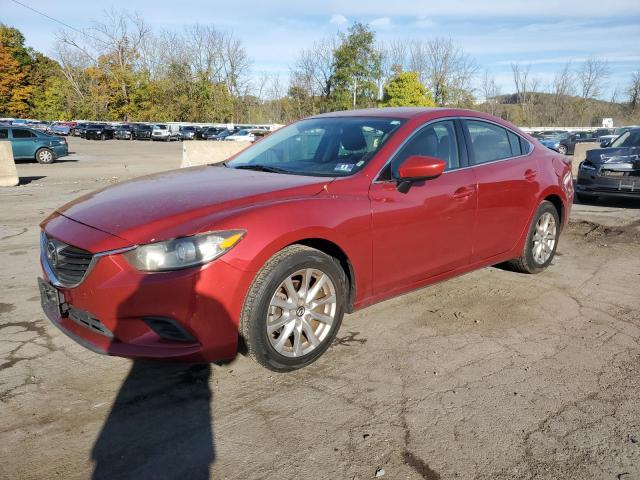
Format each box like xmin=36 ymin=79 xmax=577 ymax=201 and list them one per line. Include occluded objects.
xmin=507 ymin=201 xmax=560 ymax=274
xmin=240 ymin=245 xmax=347 ymax=372
xmin=35 ymin=148 xmax=55 ymax=164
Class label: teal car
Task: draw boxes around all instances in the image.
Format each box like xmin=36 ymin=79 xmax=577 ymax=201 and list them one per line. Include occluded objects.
xmin=0 ymin=126 xmax=69 ymax=164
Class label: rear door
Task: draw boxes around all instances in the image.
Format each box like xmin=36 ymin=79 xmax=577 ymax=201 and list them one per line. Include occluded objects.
xmin=462 ymin=119 xmax=539 ymax=262
xmin=370 ymin=119 xmax=477 ymax=294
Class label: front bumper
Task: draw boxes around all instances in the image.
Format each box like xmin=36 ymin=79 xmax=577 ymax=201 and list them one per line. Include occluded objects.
xmin=576 ymin=162 xmax=640 ymax=197
xmin=39 ymin=215 xmax=253 ymax=362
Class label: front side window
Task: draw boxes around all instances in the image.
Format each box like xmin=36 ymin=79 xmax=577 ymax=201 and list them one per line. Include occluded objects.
xmin=389 ymin=120 xmax=460 ymax=178
xmin=227 ymin=117 xmax=404 ymax=177
xmin=465 ymin=120 xmax=519 ymax=164
xmin=12 ymin=128 xmax=36 ymax=138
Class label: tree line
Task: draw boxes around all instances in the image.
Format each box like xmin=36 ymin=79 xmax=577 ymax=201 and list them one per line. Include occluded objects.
xmin=1 ymin=12 xmax=639 ymax=126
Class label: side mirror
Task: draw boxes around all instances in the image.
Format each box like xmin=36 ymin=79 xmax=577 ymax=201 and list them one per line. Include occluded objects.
xmin=396 ymin=155 xmax=446 ymax=193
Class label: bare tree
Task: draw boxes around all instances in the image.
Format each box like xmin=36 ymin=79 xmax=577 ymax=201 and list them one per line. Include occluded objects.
xmin=511 ymin=63 xmax=541 ymax=124
xmin=408 ymin=38 xmax=477 ymax=106
xmin=550 ymin=62 xmax=575 ymax=124
xmin=480 ymin=69 xmax=500 ymax=115
xmin=628 ymin=71 xmax=640 ymax=111
xmin=578 ymin=57 xmax=609 ymax=100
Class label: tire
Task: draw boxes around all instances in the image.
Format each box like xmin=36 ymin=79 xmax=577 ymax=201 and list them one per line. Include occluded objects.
xmin=558 ymin=144 xmax=568 ymax=155
xmin=240 ymin=245 xmax=348 ymax=372
xmin=35 ymin=148 xmax=55 ymax=164
xmin=506 ymin=200 xmax=560 ymax=274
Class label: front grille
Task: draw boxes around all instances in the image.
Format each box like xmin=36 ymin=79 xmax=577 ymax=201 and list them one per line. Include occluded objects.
xmin=42 ymin=234 xmax=94 ymax=287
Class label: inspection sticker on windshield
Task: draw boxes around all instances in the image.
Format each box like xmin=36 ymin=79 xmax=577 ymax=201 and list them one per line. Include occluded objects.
xmin=335 ymin=163 xmax=354 ymax=172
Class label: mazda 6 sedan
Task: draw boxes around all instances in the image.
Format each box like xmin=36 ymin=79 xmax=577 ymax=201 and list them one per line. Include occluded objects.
xmin=38 ymin=108 xmax=574 ymax=371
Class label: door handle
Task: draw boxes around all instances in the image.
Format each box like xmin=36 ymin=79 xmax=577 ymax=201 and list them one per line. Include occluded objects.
xmin=453 ymin=186 xmax=475 ymax=200
xmin=524 ymin=169 xmax=538 ymax=181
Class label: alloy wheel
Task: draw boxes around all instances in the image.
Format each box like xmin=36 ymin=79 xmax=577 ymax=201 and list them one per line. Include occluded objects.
xmin=267 ymin=268 xmax=337 ymax=357
xmin=532 ymin=212 xmax=557 ymax=264
xmin=38 ymin=150 xmax=53 ymax=163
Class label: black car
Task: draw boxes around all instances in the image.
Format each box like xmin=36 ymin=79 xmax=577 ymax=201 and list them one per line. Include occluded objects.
xmin=84 ymin=124 xmax=115 ymax=140
xmin=576 ymin=128 xmax=640 ymax=202
xmin=131 ymin=124 xmax=153 ymax=140
xmin=74 ymin=123 xmax=89 ymax=137
xmin=199 ymin=127 xmax=225 ymax=140
xmin=114 ymin=124 xmax=133 ymax=140
xmin=556 ymin=131 xmax=597 ymax=155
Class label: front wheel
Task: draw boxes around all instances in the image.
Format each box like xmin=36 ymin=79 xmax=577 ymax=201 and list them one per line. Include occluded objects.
xmin=240 ymin=245 xmax=347 ymax=372
xmin=35 ymin=148 xmax=55 ymax=164
xmin=506 ymin=201 xmax=560 ymax=274
xmin=558 ymin=144 xmax=568 ymax=155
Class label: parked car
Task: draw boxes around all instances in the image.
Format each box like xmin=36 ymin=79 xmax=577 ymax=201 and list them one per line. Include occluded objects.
xmin=594 ymin=128 xmax=614 ymax=139
xmin=74 ymin=123 xmax=88 ymax=137
xmin=576 ymin=128 xmax=640 ymax=202
xmin=0 ymin=126 xmax=68 ymax=163
xmin=179 ymin=126 xmax=197 ymax=140
xmin=224 ymin=128 xmax=265 ymax=142
xmin=199 ymin=127 xmax=225 ymax=140
xmin=131 ymin=124 xmax=153 ymax=140
xmin=84 ymin=124 xmax=114 ymax=140
xmin=208 ymin=128 xmax=238 ymax=141
xmin=114 ymin=124 xmax=133 ymax=140
xmin=50 ymin=124 xmax=71 ymax=136
xmin=151 ymin=124 xmax=181 ymax=141
xmin=556 ymin=131 xmax=598 ymax=155
xmin=37 ymin=108 xmax=573 ymax=371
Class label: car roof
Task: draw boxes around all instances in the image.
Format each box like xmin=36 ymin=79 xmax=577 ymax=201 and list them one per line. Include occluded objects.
xmin=310 ymin=107 xmax=496 ymax=119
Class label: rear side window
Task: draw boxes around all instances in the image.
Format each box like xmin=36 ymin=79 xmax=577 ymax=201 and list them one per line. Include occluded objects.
xmin=391 ymin=120 xmax=460 ymax=177
xmin=13 ymin=129 xmax=36 ymax=139
xmin=465 ymin=120 xmax=524 ymax=164
xmin=0 ymin=128 xmax=8 ymax=139
xmin=507 ymin=131 xmax=522 ymax=156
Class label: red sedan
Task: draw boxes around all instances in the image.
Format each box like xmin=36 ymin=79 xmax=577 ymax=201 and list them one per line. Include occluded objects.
xmin=38 ymin=108 xmax=573 ymax=371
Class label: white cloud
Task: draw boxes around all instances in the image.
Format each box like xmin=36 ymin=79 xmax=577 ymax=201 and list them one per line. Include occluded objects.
xmin=329 ymin=13 xmax=348 ymax=25
xmin=370 ymin=17 xmax=392 ymax=28
xmin=414 ymin=16 xmax=436 ymax=28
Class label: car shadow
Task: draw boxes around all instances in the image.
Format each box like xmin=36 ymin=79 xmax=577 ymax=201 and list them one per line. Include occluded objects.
xmin=89 ymin=268 xmax=242 ymax=478
xmin=91 ymin=360 xmax=214 ymax=480
xmin=574 ymin=195 xmax=640 ymax=209
xmin=18 ymin=175 xmax=45 ymax=185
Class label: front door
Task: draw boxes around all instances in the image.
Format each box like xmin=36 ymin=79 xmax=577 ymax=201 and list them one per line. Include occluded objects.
xmin=10 ymin=128 xmax=37 ymax=158
xmin=370 ymin=119 xmax=477 ymax=295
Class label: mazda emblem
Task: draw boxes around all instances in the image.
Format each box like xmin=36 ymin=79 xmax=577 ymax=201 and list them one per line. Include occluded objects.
xmin=46 ymin=241 xmax=58 ymax=267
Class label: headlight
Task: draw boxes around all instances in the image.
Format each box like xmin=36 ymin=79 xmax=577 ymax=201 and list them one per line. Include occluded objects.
xmin=124 ymin=230 xmax=245 ymax=271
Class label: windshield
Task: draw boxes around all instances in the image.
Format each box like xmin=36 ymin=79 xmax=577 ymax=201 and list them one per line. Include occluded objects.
xmin=227 ymin=117 xmax=405 ymax=177
xmin=611 ymin=130 xmax=640 ymax=148
xmin=156 ymin=125 xmax=167 ymax=129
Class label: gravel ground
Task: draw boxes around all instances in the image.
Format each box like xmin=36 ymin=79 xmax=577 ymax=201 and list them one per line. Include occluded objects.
xmin=1 ymin=137 xmax=639 ymax=480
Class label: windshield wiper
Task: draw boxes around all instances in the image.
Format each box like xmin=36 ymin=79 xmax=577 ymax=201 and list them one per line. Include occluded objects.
xmin=232 ymin=164 xmax=292 ymax=174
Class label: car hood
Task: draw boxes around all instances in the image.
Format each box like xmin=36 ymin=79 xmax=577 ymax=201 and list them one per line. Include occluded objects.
xmin=57 ymin=165 xmax=334 ymax=244
xmin=585 ymin=146 xmax=640 ymax=164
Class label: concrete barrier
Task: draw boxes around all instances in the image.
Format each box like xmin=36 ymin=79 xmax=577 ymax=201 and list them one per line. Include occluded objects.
xmin=0 ymin=141 xmax=18 ymax=187
xmin=181 ymin=141 xmax=252 ymax=168
xmin=571 ymin=142 xmax=601 ymax=177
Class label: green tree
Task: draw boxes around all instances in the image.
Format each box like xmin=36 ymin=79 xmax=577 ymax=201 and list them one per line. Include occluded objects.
xmin=382 ymin=71 xmax=435 ymax=107
xmin=328 ymin=22 xmax=381 ymax=111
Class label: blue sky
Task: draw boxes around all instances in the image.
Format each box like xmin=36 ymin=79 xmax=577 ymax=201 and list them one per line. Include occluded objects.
xmin=4 ymin=0 xmax=640 ymax=98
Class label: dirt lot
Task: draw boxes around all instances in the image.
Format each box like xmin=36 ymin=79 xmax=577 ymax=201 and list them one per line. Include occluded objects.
xmin=1 ymin=137 xmax=639 ymax=479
